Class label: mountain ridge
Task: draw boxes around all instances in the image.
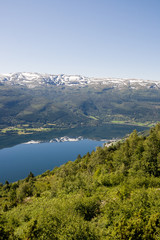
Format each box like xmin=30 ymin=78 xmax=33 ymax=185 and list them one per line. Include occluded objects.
xmin=0 ymin=72 xmax=160 ymax=89
xmin=0 ymin=72 xmax=160 ymax=132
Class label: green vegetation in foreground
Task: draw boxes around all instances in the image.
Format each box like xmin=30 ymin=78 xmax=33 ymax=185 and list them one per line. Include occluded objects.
xmin=0 ymin=123 xmax=160 ymax=239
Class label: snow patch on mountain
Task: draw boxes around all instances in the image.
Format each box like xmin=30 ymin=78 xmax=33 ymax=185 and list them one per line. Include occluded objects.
xmin=0 ymin=72 xmax=159 ymax=89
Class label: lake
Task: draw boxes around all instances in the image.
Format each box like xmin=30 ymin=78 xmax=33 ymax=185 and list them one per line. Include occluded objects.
xmin=0 ymin=139 xmax=105 ymax=183
xmin=0 ymin=124 xmax=149 ymax=183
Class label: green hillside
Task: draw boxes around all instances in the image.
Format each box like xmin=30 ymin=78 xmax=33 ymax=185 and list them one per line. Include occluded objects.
xmin=0 ymin=123 xmax=160 ymax=239
xmin=0 ymin=85 xmax=159 ymax=133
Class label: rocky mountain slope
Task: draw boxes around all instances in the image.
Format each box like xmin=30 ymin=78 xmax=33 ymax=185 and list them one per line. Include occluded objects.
xmin=0 ymin=72 xmax=160 ymax=89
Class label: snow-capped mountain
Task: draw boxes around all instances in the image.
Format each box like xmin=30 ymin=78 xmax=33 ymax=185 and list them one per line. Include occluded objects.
xmin=0 ymin=72 xmax=159 ymax=89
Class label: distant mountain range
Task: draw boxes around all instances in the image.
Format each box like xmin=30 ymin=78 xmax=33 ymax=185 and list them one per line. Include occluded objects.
xmin=0 ymin=72 xmax=160 ymax=131
xmin=0 ymin=72 xmax=160 ymax=89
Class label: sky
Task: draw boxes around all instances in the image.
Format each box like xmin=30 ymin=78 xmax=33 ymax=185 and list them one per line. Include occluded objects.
xmin=0 ymin=0 xmax=160 ymax=80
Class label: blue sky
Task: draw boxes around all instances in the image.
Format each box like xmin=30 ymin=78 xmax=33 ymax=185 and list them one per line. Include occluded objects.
xmin=0 ymin=0 xmax=160 ymax=80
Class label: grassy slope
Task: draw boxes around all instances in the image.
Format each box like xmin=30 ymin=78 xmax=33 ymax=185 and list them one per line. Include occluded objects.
xmin=0 ymin=123 xmax=160 ymax=239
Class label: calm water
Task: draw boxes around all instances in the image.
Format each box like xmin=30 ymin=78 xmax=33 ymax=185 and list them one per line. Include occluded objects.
xmin=0 ymin=139 xmax=105 ymax=183
xmin=0 ymin=124 xmax=149 ymax=183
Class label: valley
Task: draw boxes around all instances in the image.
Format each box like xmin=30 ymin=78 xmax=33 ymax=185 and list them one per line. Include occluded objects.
xmin=0 ymin=77 xmax=159 ymax=237
xmin=1 ymin=1 xmax=160 ymax=238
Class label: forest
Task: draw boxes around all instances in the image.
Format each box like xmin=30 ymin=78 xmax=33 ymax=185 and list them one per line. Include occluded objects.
xmin=0 ymin=123 xmax=160 ymax=239
xmin=0 ymin=85 xmax=159 ymax=131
